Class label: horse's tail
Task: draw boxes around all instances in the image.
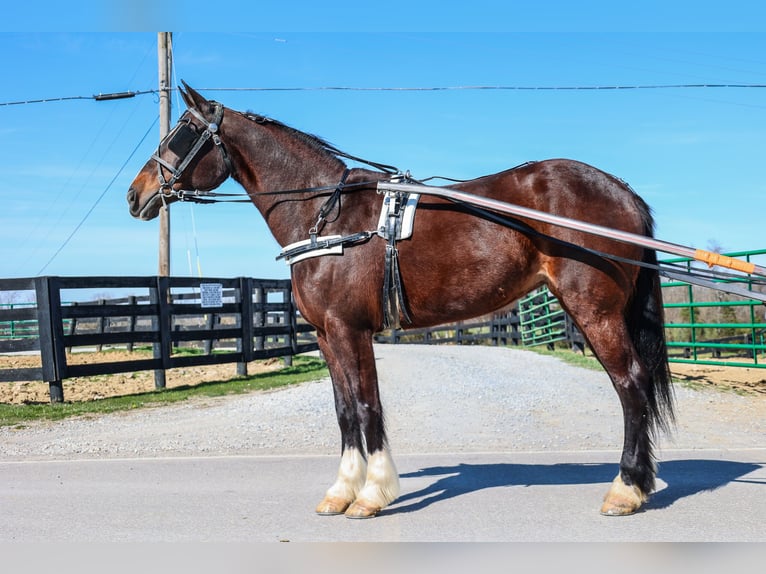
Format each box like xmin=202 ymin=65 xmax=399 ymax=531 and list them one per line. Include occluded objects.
xmin=626 ymin=214 xmax=676 ymax=437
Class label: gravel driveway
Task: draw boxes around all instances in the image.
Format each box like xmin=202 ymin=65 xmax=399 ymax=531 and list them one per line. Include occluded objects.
xmin=2 ymin=345 xmax=764 ymax=462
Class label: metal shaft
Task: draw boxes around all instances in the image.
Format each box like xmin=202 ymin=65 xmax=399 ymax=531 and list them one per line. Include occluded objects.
xmin=377 ymin=181 xmax=766 ymax=277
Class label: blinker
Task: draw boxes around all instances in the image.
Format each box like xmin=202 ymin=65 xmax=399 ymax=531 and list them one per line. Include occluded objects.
xmin=168 ymin=123 xmax=198 ymax=157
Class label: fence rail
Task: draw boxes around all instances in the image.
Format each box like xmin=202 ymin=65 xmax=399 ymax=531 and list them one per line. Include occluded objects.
xmin=4 ymin=249 xmax=766 ymax=403
xmin=374 ymin=296 xmax=585 ymax=351
xmin=661 ymin=248 xmax=766 ymax=368
xmin=0 ymin=276 xmax=318 ymax=402
xmin=377 ymin=249 xmax=766 ymax=368
xmin=374 ymin=311 xmax=521 ymax=346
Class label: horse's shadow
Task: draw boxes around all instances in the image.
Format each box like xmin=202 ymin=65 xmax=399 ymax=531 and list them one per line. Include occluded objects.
xmin=384 ymin=459 xmax=764 ymax=515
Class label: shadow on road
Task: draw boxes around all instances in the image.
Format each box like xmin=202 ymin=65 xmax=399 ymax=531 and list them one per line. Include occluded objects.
xmin=386 ymin=459 xmax=764 ymax=515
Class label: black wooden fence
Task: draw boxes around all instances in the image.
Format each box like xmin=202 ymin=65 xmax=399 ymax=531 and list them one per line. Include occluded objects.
xmin=374 ymin=310 xmax=521 ymax=346
xmin=0 ymin=276 xmax=318 ymax=402
xmin=373 ymin=306 xmax=585 ymax=350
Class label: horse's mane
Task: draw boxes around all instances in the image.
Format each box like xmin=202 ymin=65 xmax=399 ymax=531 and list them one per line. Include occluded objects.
xmin=241 ymin=111 xmax=399 ymax=174
xmin=243 ymin=111 xmax=342 ymax=164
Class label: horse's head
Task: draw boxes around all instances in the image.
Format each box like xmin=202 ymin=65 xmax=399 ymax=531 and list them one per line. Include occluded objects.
xmin=127 ymin=82 xmax=233 ymax=221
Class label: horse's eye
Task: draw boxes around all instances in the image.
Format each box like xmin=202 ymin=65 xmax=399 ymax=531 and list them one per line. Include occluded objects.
xmin=168 ymin=124 xmax=198 ymax=157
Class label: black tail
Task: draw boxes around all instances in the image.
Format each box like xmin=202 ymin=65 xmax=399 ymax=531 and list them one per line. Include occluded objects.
xmin=627 ymin=243 xmax=676 ymax=438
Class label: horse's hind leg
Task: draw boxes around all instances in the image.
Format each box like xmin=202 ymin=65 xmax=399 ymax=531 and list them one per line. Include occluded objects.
xmin=555 ymin=290 xmax=657 ymax=515
xmin=314 ymin=322 xmax=400 ymax=518
xmin=585 ymin=314 xmax=656 ymax=515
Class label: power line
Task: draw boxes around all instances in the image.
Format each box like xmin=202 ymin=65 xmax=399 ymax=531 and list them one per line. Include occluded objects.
xmin=202 ymin=83 xmax=766 ymax=92
xmin=36 ymin=116 xmax=159 ymax=275
xmin=2 ymin=83 xmax=765 ymax=107
xmin=0 ymin=90 xmax=154 ymax=107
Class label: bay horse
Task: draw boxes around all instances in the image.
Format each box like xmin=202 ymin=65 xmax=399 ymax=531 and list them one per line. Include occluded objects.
xmin=128 ymin=83 xmax=674 ymax=518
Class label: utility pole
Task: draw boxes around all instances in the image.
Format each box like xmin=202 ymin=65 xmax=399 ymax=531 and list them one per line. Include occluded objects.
xmin=155 ymin=32 xmax=172 ymax=391
xmin=158 ymin=32 xmax=172 ymax=277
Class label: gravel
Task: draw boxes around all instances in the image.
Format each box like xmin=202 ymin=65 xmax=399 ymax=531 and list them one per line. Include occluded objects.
xmin=1 ymin=345 xmax=764 ymax=461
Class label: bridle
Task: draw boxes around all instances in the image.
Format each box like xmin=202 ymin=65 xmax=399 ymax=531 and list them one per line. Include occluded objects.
xmin=145 ymin=100 xmax=415 ymax=227
xmin=151 ymin=101 xmax=233 ymax=204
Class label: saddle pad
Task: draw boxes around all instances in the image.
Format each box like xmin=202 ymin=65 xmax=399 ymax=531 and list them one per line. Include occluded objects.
xmin=376 ymin=191 xmax=420 ymax=241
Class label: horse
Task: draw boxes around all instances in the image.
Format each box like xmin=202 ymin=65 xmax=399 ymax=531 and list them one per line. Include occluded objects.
xmin=128 ymin=83 xmax=674 ymax=518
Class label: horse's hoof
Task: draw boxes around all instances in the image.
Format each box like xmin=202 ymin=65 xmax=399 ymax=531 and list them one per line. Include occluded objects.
xmin=315 ymin=496 xmax=351 ymax=516
xmin=600 ymin=500 xmax=639 ymax=516
xmin=600 ymin=475 xmax=646 ymax=516
xmin=344 ymin=500 xmax=380 ymax=519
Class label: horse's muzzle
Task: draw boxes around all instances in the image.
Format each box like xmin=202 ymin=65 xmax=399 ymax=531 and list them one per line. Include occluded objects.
xmin=127 ymin=188 xmax=162 ymax=221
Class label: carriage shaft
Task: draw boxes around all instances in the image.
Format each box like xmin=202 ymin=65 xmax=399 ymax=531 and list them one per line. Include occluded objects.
xmin=377 ymin=182 xmax=765 ymax=278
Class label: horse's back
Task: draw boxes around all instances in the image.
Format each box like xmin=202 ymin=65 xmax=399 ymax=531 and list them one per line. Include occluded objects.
xmin=460 ymin=159 xmax=648 ymax=231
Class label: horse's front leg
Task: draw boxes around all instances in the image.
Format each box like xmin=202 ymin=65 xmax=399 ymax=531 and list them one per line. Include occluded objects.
xmin=314 ymin=325 xmax=400 ymax=518
xmin=314 ymin=331 xmax=366 ymax=515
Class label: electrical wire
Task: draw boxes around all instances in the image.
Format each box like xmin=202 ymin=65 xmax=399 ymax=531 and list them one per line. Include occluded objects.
xmin=2 ymin=83 xmax=766 ymax=107
xmin=0 ymin=90 xmax=156 ymax=106
xmin=36 ymin=116 xmax=159 ymax=275
xmin=198 ymin=83 xmax=766 ymax=92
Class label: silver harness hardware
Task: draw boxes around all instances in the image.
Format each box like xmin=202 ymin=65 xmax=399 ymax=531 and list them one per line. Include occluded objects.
xmin=151 ymin=102 xmax=232 ymax=207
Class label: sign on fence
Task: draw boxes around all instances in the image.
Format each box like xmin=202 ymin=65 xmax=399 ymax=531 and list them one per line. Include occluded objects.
xmin=199 ymin=283 xmax=223 ymax=308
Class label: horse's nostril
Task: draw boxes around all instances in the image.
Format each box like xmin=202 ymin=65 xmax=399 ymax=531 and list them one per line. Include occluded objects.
xmin=127 ymin=188 xmax=142 ymax=217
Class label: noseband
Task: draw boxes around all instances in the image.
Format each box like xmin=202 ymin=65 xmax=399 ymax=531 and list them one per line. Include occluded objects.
xmin=151 ymin=102 xmax=233 ymax=203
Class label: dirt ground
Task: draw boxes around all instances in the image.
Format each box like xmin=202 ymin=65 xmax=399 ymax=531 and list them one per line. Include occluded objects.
xmin=665 ymin=360 xmax=766 ymax=395
xmin=1 ymin=349 xmax=764 ymax=404
xmin=0 ymin=350 xmax=283 ymax=404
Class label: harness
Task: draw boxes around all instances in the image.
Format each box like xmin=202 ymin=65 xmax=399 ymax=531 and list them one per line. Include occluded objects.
xmin=152 ymin=105 xmax=766 ymax=324
xmin=154 ymin=104 xmax=420 ymax=329
xmin=277 ymin=175 xmax=420 ymax=329
xmin=378 ymin=188 xmax=419 ymax=328
xmin=151 ymin=102 xmax=233 ymax=206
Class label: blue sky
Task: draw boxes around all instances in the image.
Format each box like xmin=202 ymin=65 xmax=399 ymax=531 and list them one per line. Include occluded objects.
xmin=1 ymin=20 xmax=765 ymax=283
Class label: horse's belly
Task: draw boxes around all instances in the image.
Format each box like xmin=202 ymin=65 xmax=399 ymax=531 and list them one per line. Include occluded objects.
xmin=398 ymin=241 xmax=540 ymax=327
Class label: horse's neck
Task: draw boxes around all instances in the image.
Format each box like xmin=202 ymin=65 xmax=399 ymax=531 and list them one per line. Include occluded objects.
xmin=231 ymin=125 xmax=347 ymax=246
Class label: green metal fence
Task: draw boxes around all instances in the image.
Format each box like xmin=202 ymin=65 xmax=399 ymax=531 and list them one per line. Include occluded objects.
xmin=519 ymin=248 xmax=766 ymax=368
xmin=662 ymin=248 xmax=766 ymax=368
xmin=0 ymin=302 xmax=38 ymax=339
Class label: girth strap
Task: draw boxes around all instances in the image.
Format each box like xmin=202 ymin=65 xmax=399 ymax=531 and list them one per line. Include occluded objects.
xmin=276 ymin=231 xmax=373 ymax=265
xmin=381 ymin=191 xmax=413 ymax=329
xmin=382 ymin=240 xmax=411 ymax=330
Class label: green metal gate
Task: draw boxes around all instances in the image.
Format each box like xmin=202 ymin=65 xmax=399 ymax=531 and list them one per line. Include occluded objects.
xmin=519 ymin=288 xmax=566 ymax=347
xmin=662 ymin=248 xmax=766 ymax=368
xmin=519 ymin=249 xmax=766 ymax=368
xmin=518 ymin=288 xmax=584 ymax=350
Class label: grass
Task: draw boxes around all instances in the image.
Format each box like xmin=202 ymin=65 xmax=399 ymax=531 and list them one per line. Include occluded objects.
xmin=0 ymin=355 xmax=328 ymax=428
xmin=526 ymin=345 xmax=605 ymax=371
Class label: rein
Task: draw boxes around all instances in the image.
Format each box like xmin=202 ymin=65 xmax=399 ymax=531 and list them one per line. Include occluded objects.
xmin=155 ymin=103 xmax=402 ymax=207
xmin=170 ymin=177 xmax=390 ymax=204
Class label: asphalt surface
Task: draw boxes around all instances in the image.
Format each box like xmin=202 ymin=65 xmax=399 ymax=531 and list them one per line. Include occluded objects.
xmin=1 ymin=345 xmax=764 ymax=543
xmin=2 ymin=448 xmax=764 ymax=542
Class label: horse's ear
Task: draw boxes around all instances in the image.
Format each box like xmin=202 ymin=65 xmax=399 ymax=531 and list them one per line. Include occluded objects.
xmin=179 ymin=81 xmax=206 ymax=109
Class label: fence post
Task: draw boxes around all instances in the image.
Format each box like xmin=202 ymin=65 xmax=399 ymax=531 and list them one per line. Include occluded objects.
xmin=253 ymin=285 xmax=264 ymax=352
xmin=238 ymin=277 xmax=254 ymax=376
xmin=151 ymin=276 xmax=171 ymax=390
xmin=34 ymin=277 xmax=64 ymax=403
xmin=96 ymin=299 xmax=106 ymax=352
xmin=510 ymin=307 xmax=520 ymax=346
xmin=494 ymin=313 xmax=507 ymax=346
xmin=284 ymin=285 xmax=295 ymax=367
xmin=127 ymin=296 xmax=136 ymax=352
xmin=203 ymin=312 xmax=215 ymax=355
xmin=65 ymin=302 xmax=77 ymax=354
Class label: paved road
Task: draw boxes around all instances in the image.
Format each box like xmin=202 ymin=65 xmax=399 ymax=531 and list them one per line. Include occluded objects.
xmin=1 ymin=448 xmax=764 ymax=542
xmin=1 ymin=345 xmax=764 ymax=542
